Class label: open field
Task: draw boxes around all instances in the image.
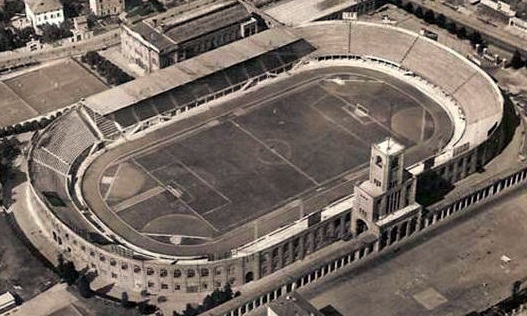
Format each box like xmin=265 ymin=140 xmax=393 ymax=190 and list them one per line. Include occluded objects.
xmin=99 ymin=69 xmax=446 ymax=243
xmin=301 ymin=185 xmax=527 ymax=316
xmin=0 ymin=59 xmax=107 ymax=127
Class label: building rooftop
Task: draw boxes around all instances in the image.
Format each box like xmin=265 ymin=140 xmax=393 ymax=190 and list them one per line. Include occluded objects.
xmin=268 ymin=293 xmax=324 ymax=316
xmin=128 ymin=0 xmax=251 ymax=53
xmin=25 ymin=0 xmax=63 ymax=14
xmin=374 ymin=137 xmax=405 ymax=156
xmin=264 ymin=0 xmax=361 ymax=25
xmin=0 ymin=292 xmax=15 ymax=310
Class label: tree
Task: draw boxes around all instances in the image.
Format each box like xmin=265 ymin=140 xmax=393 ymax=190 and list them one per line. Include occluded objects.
xmin=76 ymin=274 xmax=93 ymax=298
xmin=414 ymin=6 xmax=424 ymax=18
xmin=0 ymin=138 xmax=21 ymax=183
xmin=0 ymin=27 xmax=16 ymax=52
xmin=121 ymin=292 xmax=130 ymax=308
xmin=39 ymin=22 xmax=73 ymax=43
xmin=469 ymin=31 xmax=483 ymax=47
xmin=1 ymin=0 xmax=25 ymax=23
xmin=436 ymin=13 xmax=446 ymax=28
xmin=393 ymin=0 xmax=402 ymax=7
xmin=424 ymin=9 xmax=436 ymax=24
xmin=456 ymin=26 xmax=467 ymax=39
xmin=404 ymin=2 xmax=414 ymax=13
xmin=446 ymin=21 xmax=457 ymax=34
xmin=509 ymin=50 xmax=524 ymax=69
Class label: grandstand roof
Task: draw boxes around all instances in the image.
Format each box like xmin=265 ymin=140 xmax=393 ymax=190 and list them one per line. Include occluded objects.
xmin=128 ymin=0 xmax=250 ymax=53
xmin=84 ymin=27 xmax=300 ymax=116
xmin=264 ymin=0 xmax=361 ymax=25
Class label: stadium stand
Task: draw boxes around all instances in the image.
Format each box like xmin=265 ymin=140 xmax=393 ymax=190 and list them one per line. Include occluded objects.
xmin=401 ymin=38 xmax=477 ymax=93
xmin=81 ymin=106 xmax=121 ymax=140
xmin=30 ymin=162 xmax=107 ymax=243
xmin=86 ymin=28 xmax=302 ymax=116
xmin=106 ymin=40 xmax=316 ymax=129
xmin=349 ymin=24 xmax=418 ymax=64
xmin=36 ymin=110 xmax=98 ymax=166
xmin=32 ymin=148 xmax=70 ymax=175
xmin=296 ymin=22 xmax=351 ymax=55
xmin=453 ymin=73 xmax=502 ymax=127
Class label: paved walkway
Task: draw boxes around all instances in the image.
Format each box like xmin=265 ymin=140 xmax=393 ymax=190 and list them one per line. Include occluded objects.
xmin=0 ymin=29 xmax=119 ymax=70
xmin=7 ymin=283 xmax=79 ymax=316
xmin=406 ymin=0 xmax=527 ymax=55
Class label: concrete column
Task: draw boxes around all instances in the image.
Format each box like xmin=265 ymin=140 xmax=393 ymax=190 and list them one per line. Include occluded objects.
xmin=405 ymin=221 xmax=411 ymax=237
xmin=354 ymin=250 xmax=361 ymax=260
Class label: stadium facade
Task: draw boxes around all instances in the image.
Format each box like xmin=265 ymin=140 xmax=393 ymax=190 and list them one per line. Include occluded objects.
xmin=24 ymin=21 xmax=509 ymax=301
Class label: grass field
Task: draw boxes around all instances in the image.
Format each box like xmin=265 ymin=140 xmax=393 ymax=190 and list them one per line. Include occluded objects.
xmin=100 ymin=71 xmax=443 ymax=242
xmin=0 ymin=59 xmax=108 ymax=127
xmin=0 ymin=82 xmax=38 ymax=127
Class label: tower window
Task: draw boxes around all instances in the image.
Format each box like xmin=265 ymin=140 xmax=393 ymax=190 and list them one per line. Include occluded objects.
xmin=375 ymin=156 xmax=383 ymax=167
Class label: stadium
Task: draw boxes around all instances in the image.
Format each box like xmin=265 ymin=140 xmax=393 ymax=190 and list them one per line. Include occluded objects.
xmin=25 ymin=20 xmax=510 ymax=304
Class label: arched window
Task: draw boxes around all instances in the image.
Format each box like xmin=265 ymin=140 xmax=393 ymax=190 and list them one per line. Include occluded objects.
xmin=174 ymin=269 xmax=182 ymax=278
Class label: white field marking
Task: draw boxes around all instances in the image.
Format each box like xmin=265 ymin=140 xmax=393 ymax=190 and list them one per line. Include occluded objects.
xmin=113 ymin=186 xmax=165 ymax=213
xmin=132 ymin=158 xmax=220 ymax=233
xmin=308 ymin=102 xmax=371 ymax=147
xmin=163 ymin=151 xmax=233 ymax=204
xmin=229 ymin=120 xmax=320 ymax=186
xmin=103 ymin=163 xmax=122 ymax=200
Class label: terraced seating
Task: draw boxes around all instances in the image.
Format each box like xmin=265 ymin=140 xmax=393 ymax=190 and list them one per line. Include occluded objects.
xmin=133 ymin=101 xmax=158 ymax=121
xmin=32 ymin=147 xmax=70 ymax=174
xmin=401 ymin=38 xmax=476 ymax=93
xmin=112 ymin=108 xmax=139 ymax=128
xmin=38 ymin=111 xmax=98 ymax=166
xmin=244 ymin=58 xmax=266 ymax=78
xmin=222 ymin=64 xmax=250 ymax=85
xmin=171 ymin=85 xmax=197 ymax=105
xmin=349 ymin=24 xmax=417 ymax=64
xmin=149 ymin=95 xmax=175 ymax=114
xmin=297 ymin=22 xmax=350 ymax=55
xmin=81 ymin=106 xmax=121 ymax=139
xmin=453 ymin=73 xmax=501 ymax=126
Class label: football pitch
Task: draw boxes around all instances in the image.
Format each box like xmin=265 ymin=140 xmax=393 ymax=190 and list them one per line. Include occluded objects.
xmin=98 ymin=69 xmax=449 ymax=243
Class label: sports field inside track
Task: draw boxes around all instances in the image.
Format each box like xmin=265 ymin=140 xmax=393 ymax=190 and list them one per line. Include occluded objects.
xmin=96 ymin=67 xmax=452 ymax=245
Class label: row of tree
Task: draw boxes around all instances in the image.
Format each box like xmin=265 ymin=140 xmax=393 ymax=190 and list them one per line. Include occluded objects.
xmin=0 ymin=22 xmax=74 ymax=52
xmin=0 ymin=137 xmax=21 ymax=185
xmin=0 ymin=113 xmax=60 ymax=139
xmin=176 ymin=284 xmax=241 ymax=316
xmin=0 ymin=0 xmax=25 ymax=24
xmin=509 ymin=50 xmax=527 ymax=69
xmin=392 ymin=0 xmax=486 ymax=48
xmin=392 ymin=0 xmax=527 ymax=68
xmin=82 ymin=51 xmax=134 ymax=85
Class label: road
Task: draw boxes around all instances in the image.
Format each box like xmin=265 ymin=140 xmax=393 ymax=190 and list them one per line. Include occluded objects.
xmin=406 ymin=0 xmax=527 ymax=55
xmin=0 ymin=28 xmax=120 ymax=70
xmin=299 ymin=184 xmax=527 ymax=316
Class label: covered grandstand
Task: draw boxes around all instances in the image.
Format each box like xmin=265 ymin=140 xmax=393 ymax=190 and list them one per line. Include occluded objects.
xmin=85 ymin=27 xmax=315 ymax=138
xmin=24 ymin=20 xmax=506 ymax=300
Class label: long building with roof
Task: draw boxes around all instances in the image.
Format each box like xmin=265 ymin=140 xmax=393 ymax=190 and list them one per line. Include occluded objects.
xmin=120 ymin=0 xmax=260 ymax=73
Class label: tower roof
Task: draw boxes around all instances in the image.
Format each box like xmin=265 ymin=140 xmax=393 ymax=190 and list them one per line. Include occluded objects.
xmin=374 ymin=137 xmax=405 ymax=156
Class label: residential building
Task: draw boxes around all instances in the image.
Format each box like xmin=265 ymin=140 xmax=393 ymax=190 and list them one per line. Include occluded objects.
xmin=89 ymin=0 xmax=125 ymax=17
xmin=24 ymin=0 xmax=64 ymax=28
xmin=480 ymin=0 xmax=516 ymax=17
xmin=120 ymin=0 xmax=259 ymax=73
